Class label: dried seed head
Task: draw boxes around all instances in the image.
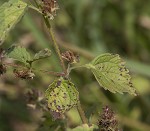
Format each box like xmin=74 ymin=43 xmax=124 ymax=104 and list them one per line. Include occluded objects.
xmin=13 ymin=69 xmax=35 ymax=80
xmin=61 ymin=50 xmax=80 ymax=64
xmin=98 ymin=106 xmax=121 ymax=131
xmin=41 ymin=0 xmax=59 ymax=20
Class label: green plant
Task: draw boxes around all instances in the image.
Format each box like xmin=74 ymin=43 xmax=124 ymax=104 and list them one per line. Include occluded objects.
xmin=0 ymin=0 xmax=137 ymax=130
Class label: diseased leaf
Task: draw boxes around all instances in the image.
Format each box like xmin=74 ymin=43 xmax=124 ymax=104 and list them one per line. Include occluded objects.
xmin=33 ymin=48 xmax=51 ymax=61
xmin=85 ymin=53 xmax=137 ymax=95
xmin=7 ymin=45 xmax=31 ymax=65
xmin=67 ymin=124 xmax=98 ymax=131
xmin=45 ymin=77 xmax=79 ymax=119
xmin=0 ymin=0 xmax=27 ymax=45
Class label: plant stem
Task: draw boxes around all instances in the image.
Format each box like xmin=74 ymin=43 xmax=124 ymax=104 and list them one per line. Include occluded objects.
xmin=5 ymin=62 xmax=64 ymax=76
xmin=70 ymin=65 xmax=86 ymax=70
xmin=48 ymin=28 xmax=66 ymax=74
xmin=30 ymin=0 xmax=66 ymax=73
xmin=77 ymin=102 xmax=88 ymax=124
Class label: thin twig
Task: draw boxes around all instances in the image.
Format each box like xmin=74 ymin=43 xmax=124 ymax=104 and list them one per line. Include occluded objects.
xmin=48 ymin=28 xmax=66 ymax=73
xmin=77 ymin=102 xmax=88 ymax=124
xmin=30 ymin=0 xmax=66 ymax=74
xmin=4 ymin=62 xmax=64 ymax=77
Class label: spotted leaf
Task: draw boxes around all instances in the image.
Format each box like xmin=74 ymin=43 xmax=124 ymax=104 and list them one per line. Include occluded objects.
xmin=0 ymin=0 xmax=27 ymax=45
xmin=85 ymin=53 xmax=137 ymax=95
xmin=45 ymin=77 xmax=79 ymax=119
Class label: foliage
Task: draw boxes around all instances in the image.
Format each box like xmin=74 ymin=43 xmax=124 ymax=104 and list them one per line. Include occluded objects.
xmin=0 ymin=0 xmax=150 ymax=131
xmin=7 ymin=45 xmax=31 ymax=65
xmin=7 ymin=45 xmax=51 ymax=66
xmin=45 ymin=77 xmax=79 ymax=119
xmin=85 ymin=53 xmax=136 ymax=95
xmin=0 ymin=0 xmax=27 ymax=45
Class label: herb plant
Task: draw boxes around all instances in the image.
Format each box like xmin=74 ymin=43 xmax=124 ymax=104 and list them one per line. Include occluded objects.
xmin=0 ymin=0 xmax=137 ymax=130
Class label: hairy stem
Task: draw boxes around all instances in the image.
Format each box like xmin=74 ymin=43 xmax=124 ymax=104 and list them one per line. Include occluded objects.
xmin=48 ymin=28 xmax=66 ymax=73
xmin=70 ymin=65 xmax=87 ymax=71
xmin=77 ymin=102 xmax=88 ymax=124
xmin=32 ymin=0 xmax=66 ymax=74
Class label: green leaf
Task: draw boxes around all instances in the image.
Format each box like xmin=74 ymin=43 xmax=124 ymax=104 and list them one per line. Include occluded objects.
xmin=45 ymin=77 xmax=79 ymax=119
xmin=0 ymin=0 xmax=27 ymax=45
xmin=85 ymin=53 xmax=137 ymax=95
xmin=67 ymin=124 xmax=98 ymax=131
xmin=7 ymin=45 xmax=31 ymax=65
xmin=33 ymin=48 xmax=51 ymax=61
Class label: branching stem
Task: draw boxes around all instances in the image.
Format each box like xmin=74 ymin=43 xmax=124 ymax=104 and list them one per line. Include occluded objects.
xmin=70 ymin=65 xmax=86 ymax=71
xmin=31 ymin=0 xmax=66 ymax=74
xmin=28 ymin=0 xmax=88 ymax=126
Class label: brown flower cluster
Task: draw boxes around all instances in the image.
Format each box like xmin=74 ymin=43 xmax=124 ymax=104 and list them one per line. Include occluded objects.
xmin=98 ymin=106 xmax=121 ymax=131
xmin=61 ymin=50 xmax=79 ymax=64
xmin=41 ymin=0 xmax=59 ymax=20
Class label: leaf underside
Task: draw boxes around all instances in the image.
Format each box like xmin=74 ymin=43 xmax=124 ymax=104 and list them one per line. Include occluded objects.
xmin=45 ymin=77 xmax=79 ymax=119
xmin=85 ymin=53 xmax=137 ymax=95
xmin=0 ymin=0 xmax=27 ymax=45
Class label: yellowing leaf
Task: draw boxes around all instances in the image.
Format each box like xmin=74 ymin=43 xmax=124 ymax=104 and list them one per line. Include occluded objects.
xmin=85 ymin=53 xmax=137 ymax=95
xmin=45 ymin=77 xmax=79 ymax=119
xmin=0 ymin=0 xmax=27 ymax=45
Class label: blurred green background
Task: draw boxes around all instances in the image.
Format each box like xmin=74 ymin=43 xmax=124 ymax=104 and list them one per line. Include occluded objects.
xmin=0 ymin=0 xmax=150 ymax=131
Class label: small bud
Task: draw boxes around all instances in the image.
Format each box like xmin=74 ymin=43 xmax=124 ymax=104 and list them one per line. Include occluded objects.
xmin=41 ymin=0 xmax=59 ymax=20
xmin=61 ymin=50 xmax=80 ymax=64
